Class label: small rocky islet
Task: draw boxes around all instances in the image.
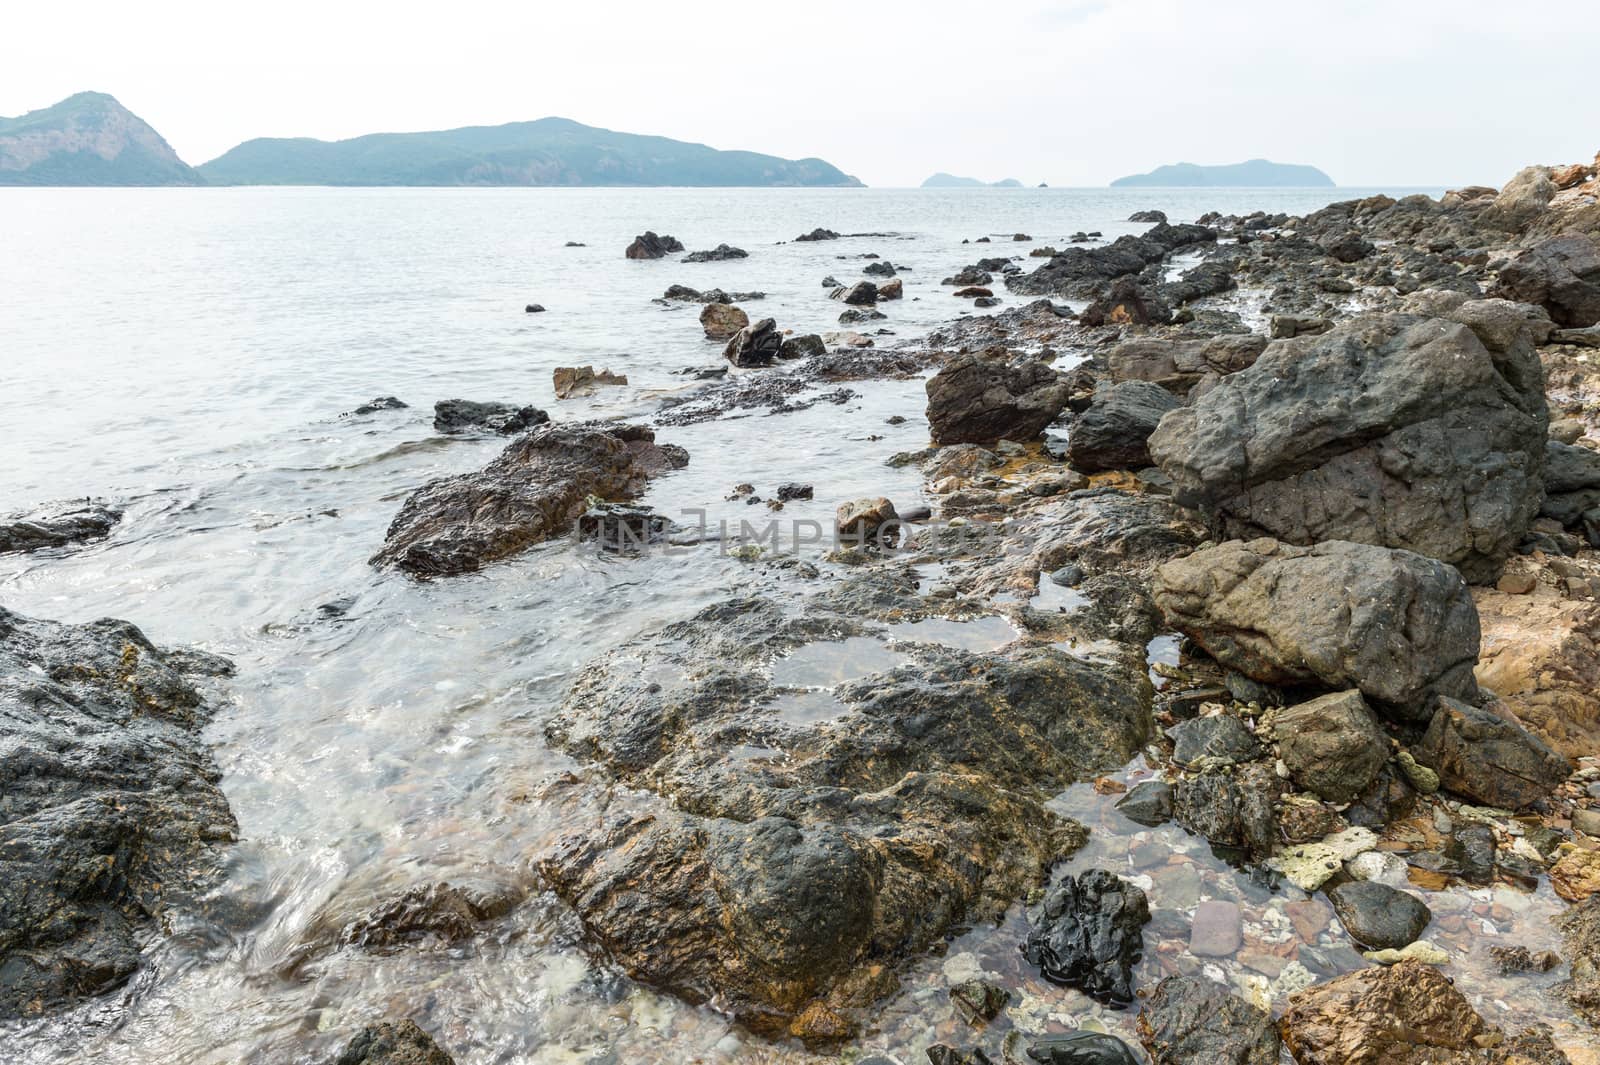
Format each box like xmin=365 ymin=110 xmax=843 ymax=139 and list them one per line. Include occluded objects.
xmin=6 ymin=154 xmax=1600 ymax=1064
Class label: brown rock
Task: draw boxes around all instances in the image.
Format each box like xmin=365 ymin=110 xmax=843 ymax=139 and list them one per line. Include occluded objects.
xmin=699 ymin=302 xmax=749 ymax=339
xmin=1413 ymin=696 xmax=1570 ymax=809
xmin=553 ymin=365 xmax=628 ymax=399
xmin=1279 ymin=961 xmax=1492 ymax=1064
xmin=331 ymin=1020 xmax=454 ymax=1065
xmin=835 ymin=497 xmax=899 ymax=546
xmin=1474 ymin=588 xmax=1600 ymax=761
xmin=1553 ymin=849 xmax=1600 ymax=902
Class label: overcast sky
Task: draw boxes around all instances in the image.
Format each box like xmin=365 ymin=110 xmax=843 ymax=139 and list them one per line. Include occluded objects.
xmin=3 ymin=0 xmax=1594 ymax=188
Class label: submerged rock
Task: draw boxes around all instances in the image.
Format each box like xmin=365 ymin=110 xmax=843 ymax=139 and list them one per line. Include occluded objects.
xmin=552 ymin=366 xmax=628 ymax=398
xmin=370 ymin=422 xmax=686 ymax=577
xmin=1026 ymin=1033 xmax=1141 ymax=1064
xmin=338 ymin=882 xmax=521 ymax=952
xmin=1065 ymin=380 xmax=1181 ymax=473
xmin=432 ymin=399 xmax=548 ymax=435
xmin=1149 ymin=311 xmax=1549 ymax=583
xmin=1278 ymin=960 xmax=1504 ymax=1064
xmin=1136 ymin=975 xmax=1280 ymax=1065
xmin=1557 ymin=893 xmax=1600 ymax=1025
xmin=346 ymin=396 xmax=409 ymax=415
xmin=330 ymin=1020 xmax=454 ymax=1065
xmin=0 ymin=499 xmax=122 ymax=555
xmin=0 ymin=607 xmax=236 ymax=1019
xmin=1327 ymin=880 xmax=1431 ymax=950
xmin=683 ymin=243 xmax=747 ymax=262
xmin=1154 ymin=538 xmax=1481 ymax=722
xmin=1412 ymin=696 xmax=1570 ymax=809
xmin=1020 ymin=868 xmax=1150 ymax=1006
xmin=925 ymin=351 xmax=1070 ymax=445
xmin=1114 ymin=779 xmax=1173 ymax=826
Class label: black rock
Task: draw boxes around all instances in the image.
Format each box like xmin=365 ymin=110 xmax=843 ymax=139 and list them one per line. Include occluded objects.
xmin=524 ymin=303 xmax=546 ymax=313
xmin=926 ymin=352 xmax=1070 ymax=445
xmin=1065 ymin=380 xmax=1181 ymax=473
xmin=1026 ymin=1032 xmax=1141 ymax=1065
xmin=821 ymin=275 xmax=841 ymax=287
xmin=432 ymin=399 xmax=549 ymax=436
xmin=831 ymin=281 xmax=879 ymax=305
xmin=348 ymin=396 xmax=409 ymax=415
xmin=1021 ymin=868 xmax=1150 ymax=1006
xmin=1128 ymin=210 xmax=1167 ymax=224
xmin=683 ymin=243 xmax=748 ymax=263
xmin=1448 ymin=822 xmax=1497 ymax=885
xmin=775 ymin=483 xmax=814 ymax=502
xmin=1168 ymin=714 xmax=1258 ymax=768
xmin=0 ymin=500 xmax=123 ymax=554
xmin=778 ymin=333 xmax=826 ymax=360
xmin=1172 ymin=765 xmax=1280 ymax=857
xmin=943 ymin=266 xmax=994 ymax=286
xmin=950 ymin=978 xmax=1010 ymax=1025
xmin=1080 ymin=277 xmax=1171 ymax=327
xmin=625 ymin=231 xmax=684 ymax=259
xmin=864 ymin=260 xmax=897 ymax=277
xmin=840 ymin=307 xmax=887 ymax=324
xmin=725 ymin=318 xmax=785 ymax=367
xmin=795 ymin=227 xmax=840 ymax=242
xmin=1135 ymin=975 xmax=1280 ymax=1065
xmin=927 ymin=1046 xmax=993 ymax=1065
xmin=1327 ymin=880 xmax=1431 ymax=950
xmin=1115 ymin=779 xmax=1174 ymax=827
xmin=577 ymin=502 xmax=671 ymax=552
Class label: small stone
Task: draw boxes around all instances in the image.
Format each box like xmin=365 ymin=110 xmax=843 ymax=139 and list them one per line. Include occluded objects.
xmin=950 ymin=979 xmax=1010 ymax=1026
xmin=1188 ymin=900 xmax=1243 ymax=957
xmin=1396 ymin=750 xmax=1440 ymax=794
xmin=1363 ymin=940 xmax=1450 ymax=966
xmin=1575 ymin=809 xmax=1600 ymax=837
xmin=1114 ymin=780 xmax=1174 ymax=827
xmin=1168 ymin=714 xmax=1258 ymax=768
xmin=1327 ymin=880 xmax=1432 ymax=950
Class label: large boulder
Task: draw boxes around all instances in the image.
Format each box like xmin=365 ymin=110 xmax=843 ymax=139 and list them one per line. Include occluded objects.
xmin=1065 ymin=380 xmax=1181 ymax=472
xmin=1494 ymin=233 xmax=1600 ymax=328
xmin=1136 ymin=975 xmax=1281 ymax=1065
xmin=0 ymin=607 xmax=236 ymax=1019
xmin=1412 ymin=696 xmax=1570 ymax=809
xmin=700 ymin=302 xmax=749 ymax=339
xmin=1149 ymin=311 xmax=1549 ymax=583
xmin=1275 ymin=690 xmax=1390 ymax=803
xmin=1541 ymin=440 xmax=1600 ymax=529
xmin=1106 ymin=335 xmax=1267 ymax=395
xmin=1473 ymin=587 xmax=1600 ymax=761
xmin=0 ymin=500 xmax=122 ymax=554
xmin=926 ymin=352 xmax=1070 ymax=445
xmin=432 ymin=399 xmax=548 ymax=435
xmin=370 ymin=423 xmax=686 ymax=577
xmin=724 ymin=318 xmax=784 ymax=367
xmin=624 ymin=231 xmax=684 ymax=259
xmin=1153 ymin=539 xmax=1481 ymax=722
xmin=1480 ymin=165 xmax=1557 ymax=231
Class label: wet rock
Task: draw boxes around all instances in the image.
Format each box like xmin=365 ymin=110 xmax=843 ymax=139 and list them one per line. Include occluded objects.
xmin=683 ymin=243 xmax=748 ymax=262
xmin=330 ymin=1019 xmax=454 ymax=1065
xmin=836 ymin=497 xmax=899 ymax=546
xmin=724 ymin=318 xmax=784 ymax=367
xmin=1276 ymin=690 xmax=1389 ymax=803
xmin=700 ymin=301 xmax=749 ymax=339
xmin=1447 ymin=822 xmax=1497 ymax=884
xmin=1080 ymin=277 xmax=1170 ymax=327
xmin=863 ymin=260 xmax=896 ymax=277
xmin=1136 ymin=974 xmax=1280 ymax=1065
xmin=1065 ymin=380 xmax=1181 ymax=473
xmin=1413 ymin=696 xmax=1570 ymax=809
xmin=1114 ymin=779 xmax=1173 ymax=826
xmin=524 ymin=303 xmax=545 ymax=313
xmin=925 ymin=352 xmax=1070 ymax=445
xmin=0 ymin=500 xmax=122 ymax=554
xmin=1021 ymin=868 xmax=1150 ymax=1006
xmin=1188 ymin=900 xmax=1243 ymax=957
xmin=371 ymin=423 xmax=686 ymax=577
xmin=775 ymin=482 xmax=814 ymax=502
xmin=578 ymin=502 xmax=671 ymax=551
xmin=1491 ymin=945 xmax=1561 ymax=974
xmin=538 ymin=581 xmax=1153 ymax=1036
xmin=1278 ymin=960 xmax=1499 ymax=1064
xmin=1168 ymin=714 xmax=1258 ymax=768
xmin=662 ymin=284 xmax=766 ymax=303
xmin=953 ymin=285 xmax=994 ymax=299
xmin=778 ymin=333 xmax=826 ymax=360
xmin=1008 ymin=226 xmax=1214 ymax=299
xmin=1153 ymin=538 xmax=1481 ymax=722
xmin=1493 ymin=233 xmax=1600 ymax=327
xmin=928 ymin=1046 xmax=993 ymax=1065
xmin=794 ymin=227 xmax=840 ymax=242
xmin=625 ymin=231 xmax=684 ymax=259
xmin=1557 ymin=893 xmax=1600 ymax=1023
xmin=1026 ymin=1033 xmax=1141 ymax=1064
xmin=432 ymin=399 xmax=549 ymax=435
xmin=1172 ymin=763 xmax=1280 ymax=857
xmin=1149 ymin=312 xmax=1550 ymax=583
xmin=1327 ymin=880 xmax=1431 ymax=950
xmin=949 ymin=979 xmax=1009 ymax=1026
xmin=346 ymin=396 xmax=408 ymax=415
xmin=943 ymin=266 xmax=993 ymax=287
xmin=839 ymin=307 xmax=887 ymax=324
xmin=552 ymin=366 xmax=628 ymax=398
xmin=0 ymin=607 xmax=236 ymax=1019
xmin=1129 ymin=210 xmax=1167 ymax=224
xmin=339 ymin=881 xmax=520 ymax=951
xmin=832 ymin=280 xmax=879 ymax=305
xmin=878 ymin=277 xmax=904 ymax=300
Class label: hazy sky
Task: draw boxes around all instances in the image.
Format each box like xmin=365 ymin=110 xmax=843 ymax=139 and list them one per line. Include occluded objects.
xmin=3 ymin=0 xmax=1594 ymax=187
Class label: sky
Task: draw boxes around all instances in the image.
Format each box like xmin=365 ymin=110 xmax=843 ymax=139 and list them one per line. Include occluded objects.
xmin=2 ymin=0 xmax=1595 ymax=188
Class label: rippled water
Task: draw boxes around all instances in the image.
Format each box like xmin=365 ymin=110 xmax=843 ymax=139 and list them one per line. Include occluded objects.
xmin=1 ymin=184 xmax=1455 ymax=1065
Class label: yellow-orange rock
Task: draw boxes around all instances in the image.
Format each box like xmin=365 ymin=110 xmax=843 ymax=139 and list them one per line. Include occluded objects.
xmin=1553 ymin=849 xmax=1600 ymax=902
xmin=1473 ymin=586 xmax=1600 ymax=761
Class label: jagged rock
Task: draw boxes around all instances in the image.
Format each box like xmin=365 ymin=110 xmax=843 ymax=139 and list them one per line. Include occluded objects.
xmin=1080 ymin=277 xmax=1170 ymax=327
xmin=925 ymin=352 xmax=1070 ymax=445
xmin=943 ymin=266 xmax=993 ymax=286
xmin=1276 ymin=690 xmax=1389 ymax=803
xmin=863 ymin=260 xmax=896 ymax=277
xmin=1319 ymin=230 xmax=1376 ymax=262
xmin=1269 ymin=315 xmax=1332 ymax=339
xmin=1008 ymin=226 xmax=1214 ymax=299
xmin=1412 ymin=696 xmax=1570 ymax=809
xmin=1136 ymin=975 xmax=1281 ymax=1065
xmin=949 ymin=979 xmax=1009 ymax=1026
xmin=794 ymin=227 xmax=840 ymax=242
xmin=552 ymin=366 xmax=628 ymax=398
xmin=775 ymin=482 xmax=814 ymax=501
xmin=662 ymin=284 xmax=766 ymax=303
xmin=700 ymin=302 xmax=749 ymax=339
xmin=835 ymin=497 xmax=899 ymax=546
xmin=831 ymin=281 xmax=879 ymax=305
xmin=1107 ymin=335 xmax=1268 ymax=395
xmin=1327 ymin=881 xmax=1431 ymax=950
xmin=1557 ymin=893 xmax=1600 ymax=1024
xmin=625 ymin=231 xmax=684 ymax=259
xmin=1065 ymin=380 xmax=1181 ymax=472
xmin=778 ymin=333 xmax=826 ymax=360
xmin=0 ymin=500 xmax=122 ymax=554
xmin=1149 ymin=311 xmax=1549 ymax=583
xmin=370 ymin=423 xmax=686 ymax=576
xmin=346 ymin=396 xmax=408 ymax=415
xmin=1114 ymin=780 xmax=1173 ymax=826
xmin=432 ymin=399 xmax=548 ymax=435
xmin=329 ymin=1020 xmax=454 ymax=1065
xmin=1021 ymin=869 xmax=1150 ymax=1006
xmin=1553 ymin=850 xmax=1600 ymax=902
xmin=1270 ymin=827 xmax=1378 ymax=891
xmin=1172 ymin=763 xmax=1280 ymax=857
xmin=339 ymin=882 xmax=521 ymax=951
xmin=1129 ymin=210 xmax=1167 ymax=224
xmin=1448 ymin=822 xmax=1497 ymax=885
xmin=1493 ymin=233 xmax=1600 ymax=328
xmin=1167 ymin=714 xmax=1258 ymax=768
xmin=0 ymin=607 xmax=236 ymax=1019
xmin=577 ymin=502 xmax=671 ymax=551
xmin=683 ymin=243 xmax=747 ymax=262
xmin=724 ymin=318 xmax=784 ymax=367
xmin=1026 ymin=1033 xmax=1141 ymax=1064
xmin=839 ymin=307 xmax=887 ymax=324
xmin=1541 ymin=440 xmax=1600 ymax=528
xmin=1278 ymin=960 xmax=1502 ymax=1064
xmin=1155 ymin=539 xmax=1480 ymax=721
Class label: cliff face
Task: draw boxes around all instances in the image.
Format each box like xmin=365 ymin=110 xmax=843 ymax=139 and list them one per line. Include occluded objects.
xmin=0 ymin=92 xmax=201 ymax=186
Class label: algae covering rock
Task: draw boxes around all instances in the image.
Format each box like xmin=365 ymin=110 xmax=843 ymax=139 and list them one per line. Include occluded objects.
xmin=1149 ymin=312 xmax=1548 ymax=583
xmin=371 ymin=422 xmax=687 ymax=577
xmin=0 ymin=606 xmax=237 ymax=1019
xmin=1136 ymin=975 xmax=1281 ymax=1065
xmin=536 ymin=575 xmax=1153 ymax=1038
xmin=1154 ymin=538 xmax=1481 ymax=722
xmin=330 ymin=1019 xmax=455 ymax=1065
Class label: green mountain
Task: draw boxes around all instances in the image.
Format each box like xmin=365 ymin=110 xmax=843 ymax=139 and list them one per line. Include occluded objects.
xmin=921 ymin=172 xmax=1024 ymax=188
xmin=1111 ymin=159 xmax=1334 ymax=188
xmin=200 ymin=117 xmax=864 ymax=187
xmin=0 ymin=92 xmax=201 ymax=186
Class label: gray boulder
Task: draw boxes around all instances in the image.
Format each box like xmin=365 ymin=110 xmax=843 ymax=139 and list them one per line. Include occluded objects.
xmin=1276 ymin=690 xmax=1389 ymax=803
xmin=1492 ymin=232 xmax=1600 ymax=328
xmin=1065 ymin=380 xmax=1181 ymax=472
xmin=926 ymin=352 xmax=1070 ymax=445
xmin=1136 ymin=975 xmax=1281 ymax=1065
xmin=1542 ymin=440 xmax=1600 ymax=528
xmin=1413 ymin=696 xmax=1570 ymax=809
xmin=1153 ymin=539 xmax=1480 ymax=722
xmin=1106 ymin=334 xmax=1267 ymax=395
xmin=1149 ymin=312 xmax=1548 ymax=583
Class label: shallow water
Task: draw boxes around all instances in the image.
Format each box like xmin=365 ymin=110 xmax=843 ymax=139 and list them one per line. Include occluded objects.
xmin=5 ymin=183 xmax=1526 ymax=1065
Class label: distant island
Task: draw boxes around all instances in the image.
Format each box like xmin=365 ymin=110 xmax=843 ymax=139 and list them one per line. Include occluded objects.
xmin=0 ymin=92 xmax=201 ymax=186
xmin=1110 ymin=159 xmax=1334 ymax=188
xmin=200 ymin=116 xmax=863 ymax=187
xmin=0 ymin=92 xmax=864 ymax=188
xmin=921 ymin=173 xmax=1024 ymax=188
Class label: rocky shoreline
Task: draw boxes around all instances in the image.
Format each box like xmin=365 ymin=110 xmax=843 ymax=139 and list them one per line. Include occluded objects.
xmin=5 ymin=152 xmax=1600 ymax=1063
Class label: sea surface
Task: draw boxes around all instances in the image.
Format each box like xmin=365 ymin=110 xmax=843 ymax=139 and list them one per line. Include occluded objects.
xmin=17 ymin=184 xmax=1582 ymax=1065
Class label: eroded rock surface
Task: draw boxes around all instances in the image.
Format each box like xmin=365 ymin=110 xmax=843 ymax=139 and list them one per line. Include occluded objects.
xmin=0 ymin=500 xmax=122 ymax=554
xmin=925 ymin=351 xmax=1070 ymax=445
xmin=1136 ymin=975 xmax=1280 ymax=1065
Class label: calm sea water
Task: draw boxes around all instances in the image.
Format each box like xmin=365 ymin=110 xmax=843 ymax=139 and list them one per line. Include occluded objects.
xmin=7 ymin=185 xmax=1518 ymax=1065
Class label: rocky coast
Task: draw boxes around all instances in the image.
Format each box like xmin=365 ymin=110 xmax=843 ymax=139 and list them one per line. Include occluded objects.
xmin=7 ymin=153 xmax=1600 ymax=1064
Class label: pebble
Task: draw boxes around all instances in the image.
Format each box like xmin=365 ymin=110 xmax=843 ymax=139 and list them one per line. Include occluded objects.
xmin=1188 ymin=900 xmax=1243 ymax=957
